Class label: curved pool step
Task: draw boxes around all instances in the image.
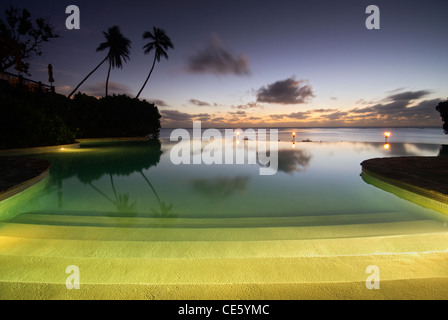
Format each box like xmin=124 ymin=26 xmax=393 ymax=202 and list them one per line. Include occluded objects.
xmin=1 ymin=251 xmax=448 ymax=290
xmin=0 ymin=218 xmax=446 ymax=242
xmin=0 ymin=231 xmax=447 ymax=260
xmin=8 ymin=210 xmax=423 ymax=228
xmin=2 ymin=277 xmax=448 ymax=300
xmin=1 ymin=211 xmax=448 ymax=299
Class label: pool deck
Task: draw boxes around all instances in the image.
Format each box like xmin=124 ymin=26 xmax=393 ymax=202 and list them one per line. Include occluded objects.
xmin=0 ymin=142 xmax=80 ymax=201
xmin=361 ymin=156 xmax=448 ymax=206
xmin=0 ymin=157 xmax=51 ymax=202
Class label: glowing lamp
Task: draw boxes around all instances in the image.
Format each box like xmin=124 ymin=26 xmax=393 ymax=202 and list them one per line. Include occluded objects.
xmin=384 ymin=132 xmax=391 ymax=138
xmin=293 ymin=132 xmax=296 ymax=137
xmin=384 ymin=143 xmax=390 ymax=150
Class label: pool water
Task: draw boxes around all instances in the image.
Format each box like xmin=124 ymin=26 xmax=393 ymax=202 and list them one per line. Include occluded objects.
xmin=1 ymin=138 xmax=446 ymax=223
xmin=1 ymin=135 xmax=448 ymax=299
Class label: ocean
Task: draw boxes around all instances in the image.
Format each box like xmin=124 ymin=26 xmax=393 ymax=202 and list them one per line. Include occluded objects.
xmin=160 ymin=126 xmax=448 ymax=145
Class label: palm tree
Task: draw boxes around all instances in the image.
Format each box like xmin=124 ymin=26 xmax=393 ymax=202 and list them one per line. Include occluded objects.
xmin=68 ymin=26 xmax=131 ymax=98
xmin=135 ymin=27 xmax=173 ymax=99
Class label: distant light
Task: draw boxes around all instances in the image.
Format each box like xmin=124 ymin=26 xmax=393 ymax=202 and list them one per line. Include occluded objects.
xmin=293 ymin=132 xmax=296 ymax=137
xmin=60 ymin=148 xmax=65 ymax=151
xmin=292 ymin=142 xmax=296 ymax=148
xmin=384 ymin=132 xmax=391 ymax=138
xmin=384 ymin=143 xmax=390 ymax=150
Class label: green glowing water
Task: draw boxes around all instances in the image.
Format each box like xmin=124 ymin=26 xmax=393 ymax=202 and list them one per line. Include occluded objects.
xmin=1 ymin=139 xmax=447 ymax=225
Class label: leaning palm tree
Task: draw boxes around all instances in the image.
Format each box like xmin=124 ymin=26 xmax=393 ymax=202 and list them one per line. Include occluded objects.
xmin=135 ymin=27 xmax=173 ymax=99
xmin=68 ymin=26 xmax=131 ymax=98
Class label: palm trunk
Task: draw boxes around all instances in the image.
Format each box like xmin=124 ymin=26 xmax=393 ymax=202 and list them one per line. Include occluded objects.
xmin=136 ymin=54 xmax=157 ymax=99
xmin=105 ymin=61 xmax=112 ymax=97
xmin=68 ymin=56 xmax=108 ymax=99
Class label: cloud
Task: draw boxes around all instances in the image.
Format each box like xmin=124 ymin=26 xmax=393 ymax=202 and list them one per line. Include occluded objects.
xmin=384 ymin=90 xmax=431 ymax=102
xmin=161 ymin=110 xmax=213 ymax=126
xmin=231 ymin=102 xmax=264 ymax=110
xmin=256 ymin=77 xmax=315 ymax=104
xmin=270 ymin=111 xmax=311 ymax=121
xmin=161 ymin=110 xmax=194 ymax=122
xmin=288 ymin=111 xmax=311 ymax=119
xmin=270 ymin=114 xmax=286 ymax=120
xmin=327 ymin=111 xmax=348 ymax=120
xmin=347 ymin=90 xmax=441 ymax=125
xmin=189 ymin=99 xmax=211 ymax=107
xmin=312 ymin=108 xmax=338 ymax=113
xmin=228 ymin=110 xmax=247 ymax=117
xmin=186 ymin=34 xmax=251 ymax=76
xmin=150 ymin=99 xmax=169 ymax=107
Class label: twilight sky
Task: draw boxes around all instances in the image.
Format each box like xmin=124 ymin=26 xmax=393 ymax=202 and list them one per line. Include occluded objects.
xmin=5 ymin=0 xmax=448 ymax=128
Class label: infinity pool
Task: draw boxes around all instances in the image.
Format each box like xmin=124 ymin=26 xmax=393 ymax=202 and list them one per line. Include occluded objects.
xmin=1 ymin=137 xmax=448 ymax=299
xmin=1 ymin=138 xmax=446 ymax=223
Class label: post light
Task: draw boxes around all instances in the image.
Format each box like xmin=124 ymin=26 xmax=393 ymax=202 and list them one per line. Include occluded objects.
xmin=293 ymin=131 xmax=296 ymax=138
xmin=384 ymin=132 xmax=391 ymax=142
xmin=292 ymin=141 xmax=296 ymax=148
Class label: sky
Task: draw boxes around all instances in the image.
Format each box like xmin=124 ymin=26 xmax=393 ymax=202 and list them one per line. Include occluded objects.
xmin=3 ymin=0 xmax=448 ymax=128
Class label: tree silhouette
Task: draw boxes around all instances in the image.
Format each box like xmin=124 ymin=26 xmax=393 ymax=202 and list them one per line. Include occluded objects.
xmin=135 ymin=27 xmax=173 ymax=99
xmin=68 ymin=26 xmax=131 ymax=98
xmin=0 ymin=5 xmax=59 ymax=75
xmin=139 ymin=170 xmax=175 ymax=218
xmin=436 ymin=100 xmax=448 ymax=134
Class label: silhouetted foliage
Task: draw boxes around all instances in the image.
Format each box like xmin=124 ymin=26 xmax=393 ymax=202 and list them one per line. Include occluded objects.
xmin=0 ymin=81 xmax=74 ymax=149
xmin=439 ymin=145 xmax=448 ymax=157
xmin=0 ymin=81 xmax=161 ymax=150
xmin=136 ymin=27 xmax=174 ymax=99
xmin=97 ymin=26 xmax=132 ymax=97
xmin=68 ymin=26 xmax=131 ymax=98
xmin=0 ymin=5 xmax=59 ymax=75
xmin=436 ymin=100 xmax=448 ymax=134
xmin=70 ymin=93 xmax=161 ymax=139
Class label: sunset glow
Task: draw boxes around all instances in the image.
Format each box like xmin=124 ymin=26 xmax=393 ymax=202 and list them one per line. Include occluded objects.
xmin=10 ymin=0 xmax=447 ymax=129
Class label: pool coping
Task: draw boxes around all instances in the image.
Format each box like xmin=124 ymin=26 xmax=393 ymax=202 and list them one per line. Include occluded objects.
xmin=0 ymin=143 xmax=81 ymax=202
xmin=0 ymin=139 xmax=150 ymax=203
xmin=0 ymin=158 xmax=52 ymax=202
xmin=0 ymin=142 xmax=81 ymax=156
xmin=361 ymin=156 xmax=448 ymax=213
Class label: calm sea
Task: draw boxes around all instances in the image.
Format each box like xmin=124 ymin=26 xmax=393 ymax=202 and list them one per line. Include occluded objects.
xmin=161 ymin=127 xmax=448 ymax=145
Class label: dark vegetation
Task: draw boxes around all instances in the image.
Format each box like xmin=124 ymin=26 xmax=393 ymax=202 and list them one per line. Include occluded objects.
xmin=0 ymin=5 xmax=167 ymax=150
xmin=0 ymin=81 xmax=161 ymax=149
xmin=436 ymin=100 xmax=448 ymax=135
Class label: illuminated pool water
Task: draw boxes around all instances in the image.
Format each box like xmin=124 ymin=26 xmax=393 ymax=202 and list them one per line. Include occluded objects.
xmin=1 ymin=135 xmax=448 ymax=299
xmin=1 ymin=138 xmax=446 ymax=223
